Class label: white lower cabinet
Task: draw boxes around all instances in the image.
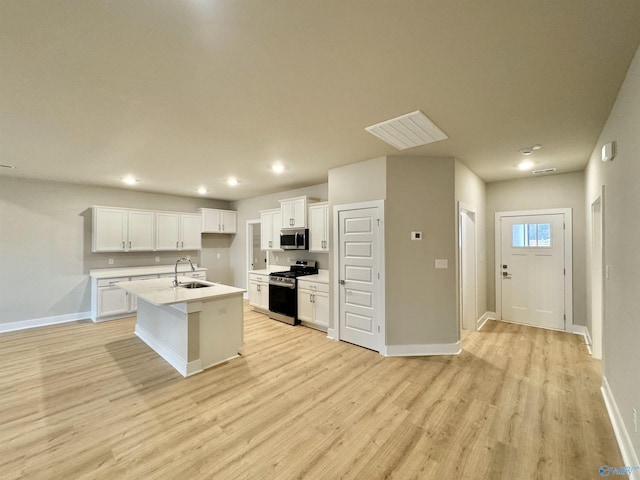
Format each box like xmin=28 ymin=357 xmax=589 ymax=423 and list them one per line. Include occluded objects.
xmin=249 ymin=273 xmax=269 ymax=311
xmin=91 ymin=266 xmax=207 ymax=321
xmin=97 ymin=277 xmax=131 ymax=317
xmin=297 ymin=280 xmax=329 ymax=331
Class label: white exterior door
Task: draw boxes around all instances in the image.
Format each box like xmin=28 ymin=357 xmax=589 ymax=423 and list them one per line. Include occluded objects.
xmin=338 ymin=206 xmax=381 ymax=351
xmin=500 ymin=213 xmax=565 ymax=330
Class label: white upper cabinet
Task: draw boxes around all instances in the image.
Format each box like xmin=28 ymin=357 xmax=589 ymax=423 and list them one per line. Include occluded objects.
xmin=93 ymin=207 xmax=154 ymax=252
xmin=280 ymin=196 xmax=318 ymax=229
xmin=93 ymin=206 xmax=202 ymax=252
xmin=156 ymin=213 xmax=201 ymax=251
xmin=180 ymin=214 xmax=202 ymax=250
xmin=308 ymin=202 xmax=329 ymax=252
xmin=200 ymin=208 xmax=237 ymax=234
xmin=260 ymin=209 xmax=282 ymax=251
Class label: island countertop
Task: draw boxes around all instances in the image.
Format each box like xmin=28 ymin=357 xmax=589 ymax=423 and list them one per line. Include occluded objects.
xmin=117 ymin=277 xmax=245 ymax=306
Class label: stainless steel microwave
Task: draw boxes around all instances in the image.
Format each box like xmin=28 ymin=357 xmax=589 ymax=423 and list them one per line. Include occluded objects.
xmin=280 ymin=229 xmax=309 ymax=250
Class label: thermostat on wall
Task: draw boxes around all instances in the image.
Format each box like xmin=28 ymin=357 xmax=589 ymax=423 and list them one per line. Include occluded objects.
xmin=411 ymin=231 xmax=422 ymax=240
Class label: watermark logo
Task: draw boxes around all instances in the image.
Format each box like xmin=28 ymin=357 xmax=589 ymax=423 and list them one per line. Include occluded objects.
xmin=599 ymin=465 xmax=640 ymax=477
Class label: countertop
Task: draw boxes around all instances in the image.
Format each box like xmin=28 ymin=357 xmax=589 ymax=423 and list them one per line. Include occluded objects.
xmin=297 ymin=271 xmax=329 ymax=284
xmin=117 ymin=277 xmax=244 ymax=306
xmin=90 ymin=265 xmax=206 ymax=279
xmin=248 ymin=266 xmax=289 ymax=275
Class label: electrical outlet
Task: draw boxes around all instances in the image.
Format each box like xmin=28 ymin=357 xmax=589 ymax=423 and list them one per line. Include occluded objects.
xmin=633 ymin=408 xmax=638 ymax=433
xmin=186 ymin=255 xmax=191 ymax=260
xmin=217 ymin=253 xmax=221 ymax=259
xmin=108 ymin=258 xmax=114 ymax=265
xmin=155 ymin=256 xmax=160 ymax=263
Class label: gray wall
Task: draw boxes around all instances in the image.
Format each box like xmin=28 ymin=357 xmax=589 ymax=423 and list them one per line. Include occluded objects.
xmin=0 ymin=176 xmax=228 ymax=324
xmin=455 ymin=159 xmax=488 ymax=322
xmin=385 ymin=156 xmax=458 ymax=345
xmin=486 ymin=171 xmax=586 ymax=326
xmin=328 ymin=157 xmax=387 ymax=330
xmin=585 ymin=45 xmax=640 ymax=457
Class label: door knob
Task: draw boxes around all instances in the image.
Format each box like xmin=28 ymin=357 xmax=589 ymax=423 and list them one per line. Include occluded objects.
xmin=339 ymin=280 xmax=345 ymax=285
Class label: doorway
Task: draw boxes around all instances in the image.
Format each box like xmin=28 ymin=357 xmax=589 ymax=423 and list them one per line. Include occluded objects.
xmin=591 ymin=189 xmax=604 ymax=359
xmin=333 ymin=200 xmax=385 ymax=352
xmin=495 ymin=209 xmax=573 ymax=331
xmin=246 ymin=220 xmax=265 ymax=299
xmin=459 ymin=203 xmax=477 ymax=331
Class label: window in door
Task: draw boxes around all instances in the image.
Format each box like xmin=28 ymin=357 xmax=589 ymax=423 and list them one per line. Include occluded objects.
xmin=511 ymin=223 xmax=551 ymax=248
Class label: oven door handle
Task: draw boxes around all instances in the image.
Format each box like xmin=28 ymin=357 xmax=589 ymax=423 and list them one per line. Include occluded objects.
xmin=269 ymin=280 xmax=296 ymax=289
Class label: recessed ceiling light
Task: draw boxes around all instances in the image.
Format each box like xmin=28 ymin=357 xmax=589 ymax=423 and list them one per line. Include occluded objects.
xmin=518 ymin=160 xmax=534 ymax=171
xmin=272 ymin=163 xmax=285 ymax=174
xmin=227 ymin=177 xmax=238 ymax=187
xmin=122 ymin=176 xmax=138 ymax=185
xmin=197 ymin=187 xmax=208 ymax=195
xmin=0 ymin=164 xmax=16 ymax=169
xmin=532 ymin=144 xmax=542 ymax=151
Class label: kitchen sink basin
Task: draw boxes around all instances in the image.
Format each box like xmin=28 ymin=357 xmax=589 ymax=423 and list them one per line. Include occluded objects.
xmin=178 ymin=282 xmax=213 ymax=289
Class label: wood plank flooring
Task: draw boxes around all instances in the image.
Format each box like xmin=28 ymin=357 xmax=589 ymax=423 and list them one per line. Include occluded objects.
xmin=0 ymin=304 xmax=622 ymax=479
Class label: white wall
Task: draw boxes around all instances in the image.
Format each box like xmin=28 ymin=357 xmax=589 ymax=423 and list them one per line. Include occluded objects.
xmin=585 ymin=45 xmax=640 ymax=460
xmin=455 ymin=159 xmax=488 ymax=321
xmin=0 ymin=176 xmax=228 ymax=324
xmin=485 ymin=172 xmax=586 ymax=326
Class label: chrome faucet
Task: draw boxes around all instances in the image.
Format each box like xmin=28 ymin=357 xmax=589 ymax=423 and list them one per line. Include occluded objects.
xmin=173 ymin=257 xmax=195 ymax=287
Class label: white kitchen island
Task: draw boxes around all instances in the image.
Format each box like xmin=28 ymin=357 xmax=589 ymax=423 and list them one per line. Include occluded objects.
xmin=117 ymin=277 xmax=245 ymax=377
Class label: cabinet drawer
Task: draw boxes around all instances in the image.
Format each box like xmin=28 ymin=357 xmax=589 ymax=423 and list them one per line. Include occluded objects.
xmin=297 ymin=280 xmax=329 ymax=294
xmin=249 ymin=273 xmax=266 ymax=283
xmin=97 ymin=277 xmax=130 ymax=287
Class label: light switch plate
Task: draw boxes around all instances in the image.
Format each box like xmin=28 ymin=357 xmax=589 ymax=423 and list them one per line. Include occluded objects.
xmin=435 ymin=259 xmax=448 ymax=269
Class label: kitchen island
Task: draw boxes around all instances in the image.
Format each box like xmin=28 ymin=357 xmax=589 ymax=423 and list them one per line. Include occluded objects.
xmin=117 ymin=277 xmax=245 ymax=377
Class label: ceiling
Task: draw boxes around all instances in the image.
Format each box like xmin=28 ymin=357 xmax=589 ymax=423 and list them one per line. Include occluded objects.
xmin=2 ymin=1 xmax=640 ymax=201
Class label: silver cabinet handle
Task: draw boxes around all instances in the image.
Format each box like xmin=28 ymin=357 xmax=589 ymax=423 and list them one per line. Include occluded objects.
xmin=182 ymin=241 xmax=184 ymax=248
xmin=122 ymin=241 xmax=125 ymax=250
xmin=176 ymin=241 xmax=179 ymax=248
xmin=129 ymin=241 xmax=132 ymax=249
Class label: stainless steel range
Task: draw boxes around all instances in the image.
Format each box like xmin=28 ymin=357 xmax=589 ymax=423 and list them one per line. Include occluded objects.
xmin=268 ymin=260 xmax=318 ymax=325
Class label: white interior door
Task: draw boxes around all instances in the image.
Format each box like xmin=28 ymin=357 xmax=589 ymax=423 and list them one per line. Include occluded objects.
xmin=500 ymin=214 xmax=565 ymax=330
xmin=338 ymin=206 xmax=381 ymax=351
xmin=460 ymin=208 xmax=477 ymax=331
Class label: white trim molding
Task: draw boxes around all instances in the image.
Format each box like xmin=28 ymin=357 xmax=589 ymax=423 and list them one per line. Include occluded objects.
xmin=571 ymin=325 xmax=593 ymax=355
xmin=601 ymin=376 xmax=640 ymax=480
xmin=477 ymin=311 xmax=496 ymax=331
xmin=326 ymin=328 xmax=338 ymax=340
xmin=0 ymin=311 xmax=91 ymax=333
xmin=381 ymin=342 xmax=461 ymax=357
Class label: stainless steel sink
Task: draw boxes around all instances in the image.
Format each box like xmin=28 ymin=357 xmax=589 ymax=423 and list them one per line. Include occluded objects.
xmin=177 ymin=282 xmax=213 ymax=289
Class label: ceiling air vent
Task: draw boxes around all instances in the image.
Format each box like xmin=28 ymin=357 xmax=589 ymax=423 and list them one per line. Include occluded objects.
xmin=532 ymin=168 xmax=557 ymax=175
xmin=365 ymin=110 xmax=448 ymax=150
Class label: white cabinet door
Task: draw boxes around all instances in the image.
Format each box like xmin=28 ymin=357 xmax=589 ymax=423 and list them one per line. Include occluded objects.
xmin=314 ymin=290 xmax=329 ymax=328
xmin=297 ymin=288 xmax=314 ymax=323
xmin=127 ymin=211 xmax=155 ymax=251
xmin=97 ymin=283 xmax=129 ymax=317
xmin=180 ymin=214 xmax=202 ymax=250
xmin=93 ymin=208 xmax=127 ymax=252
xmin=156 ymin=213 xmax=181 ymax=250
xmin=260 ymin=211 xmax=273 ymax=250
xmin=260 ymin=209 xmax=282 ymax=250
xmin=220 ymin=210 xmax=237 ymax=234
xmin=249 ymin=281 xmax=261 ymax=308
xmin=309 ymin=203 xmax=329 ymax=252
xmin=280 ymin=198 xmax=307 ymax=229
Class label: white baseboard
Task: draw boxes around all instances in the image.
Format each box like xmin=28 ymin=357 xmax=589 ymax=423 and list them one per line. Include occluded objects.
xmin=601 ymin=376 xmax=640 ymax=480
xmin=572 ymin=325 xmax=593 ymax=355
xmin=381 ymin=341 xmax=461 ymax=357
xmin=135 ymin=324 xmax=202 ymax=377
xmin=327 ymin=328 xmax=338 ymax=340
xmin=477 ymin=311 xmax=495 ymax=331
xmin=0 ymin=311 xmax=91 ymax=333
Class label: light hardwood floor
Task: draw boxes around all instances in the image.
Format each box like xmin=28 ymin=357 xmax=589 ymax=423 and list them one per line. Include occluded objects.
xmin=1 ymin=304 xmax=621 ymax=479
